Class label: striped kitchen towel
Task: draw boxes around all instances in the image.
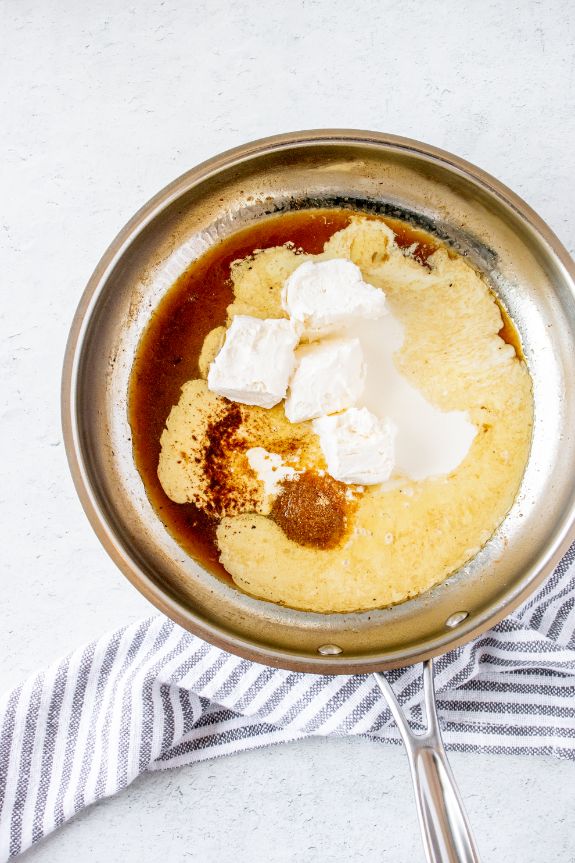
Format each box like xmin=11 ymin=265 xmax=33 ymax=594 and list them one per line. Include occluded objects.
xmin=1 ymin=542 xmax=574 ymax=860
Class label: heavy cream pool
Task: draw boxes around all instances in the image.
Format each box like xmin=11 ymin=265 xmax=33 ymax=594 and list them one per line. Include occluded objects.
xmin=133 ymin=212 xmax=533 ymax=613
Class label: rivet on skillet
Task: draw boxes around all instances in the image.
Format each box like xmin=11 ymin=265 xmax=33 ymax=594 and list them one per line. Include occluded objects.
xmin=445 ymin=611 xmax=469 ymax=628
xmin=317 ymin=644 xmax=343 ymax=655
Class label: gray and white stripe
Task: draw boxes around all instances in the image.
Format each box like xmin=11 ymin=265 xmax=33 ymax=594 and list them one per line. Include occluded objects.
xmin=0 ymin=541 xmax=574 ymax=860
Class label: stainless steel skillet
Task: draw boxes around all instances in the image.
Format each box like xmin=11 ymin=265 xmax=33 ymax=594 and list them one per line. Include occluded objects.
xmin=62 ymin=131 xmax=575 ymax=862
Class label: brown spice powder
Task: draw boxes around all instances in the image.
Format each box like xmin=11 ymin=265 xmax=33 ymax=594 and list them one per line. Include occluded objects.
xmin=202 ymin=403 xmax=256 ymax=517
xmin=270 ymin=470 xmax=352 ymax=549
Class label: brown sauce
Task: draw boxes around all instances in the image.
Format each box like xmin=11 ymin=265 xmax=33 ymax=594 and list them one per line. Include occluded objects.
xmin=497 ymin=303 xmax=524 ymax=360
xmin=128 ymin=207 xmax=524 ymax=580
xmin=383 ymin=216 xmax=440 ymax=266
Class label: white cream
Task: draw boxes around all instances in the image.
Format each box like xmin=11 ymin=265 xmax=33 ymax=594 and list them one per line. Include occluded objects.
xmin=284 ymin=337 xmax=365 ymax=423
xmin=207 ymin=315 xmax=298 ymax=408
xmin=281 ymin=259 xmax=387 ymax=339
xmin=313 ymin=408 xmax=397 ymax=485
xmin=345 ymin=315 xmax=477 ymax=480
xmin=246 ymin=447 xmax=297 ymax=496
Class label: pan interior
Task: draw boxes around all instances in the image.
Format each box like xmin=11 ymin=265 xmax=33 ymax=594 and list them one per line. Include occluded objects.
xmin=66 ymin=133 xmax=575 ymax=672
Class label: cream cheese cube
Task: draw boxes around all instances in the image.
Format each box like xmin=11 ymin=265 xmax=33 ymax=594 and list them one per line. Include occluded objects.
xmin=313 ymin=407 xmax=397 ymax=485
xmin=284 ymin=338 xmax=365 ymax=423
xmin=207 ymin=315 xmax=298 ymax=408
xmin=281 ymin=259 xmax=387 ymax=338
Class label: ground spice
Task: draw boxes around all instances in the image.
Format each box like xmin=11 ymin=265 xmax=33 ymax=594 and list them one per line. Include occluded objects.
xmin=202 ymin=403 xmax=255 ymax=516
xmin=270 ymin=470 xmax=351 ymax=549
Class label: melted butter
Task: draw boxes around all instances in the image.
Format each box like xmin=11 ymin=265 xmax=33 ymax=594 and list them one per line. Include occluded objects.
xmin=497 ymin=302 xmax=524 ymax=360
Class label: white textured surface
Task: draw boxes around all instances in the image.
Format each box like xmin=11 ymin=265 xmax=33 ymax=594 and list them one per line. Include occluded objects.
xmin=281 ymin=258 xmax=387 ymax=337
xmin=285 ymin=337 xmax=365 ymax=423
xmin=207 ymin=315 xmax=298 ymax=408
xmin=313 ymin=407 xmax=396 ymax=484
xmin=1 ymin=0 xmax=574 ymax=860
xmin=16 ymin=738 xmax=575 ymax=863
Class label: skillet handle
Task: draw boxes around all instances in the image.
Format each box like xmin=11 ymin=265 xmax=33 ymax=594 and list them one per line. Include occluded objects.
xmin=373 ymin=659 xmax=480 ymax=863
